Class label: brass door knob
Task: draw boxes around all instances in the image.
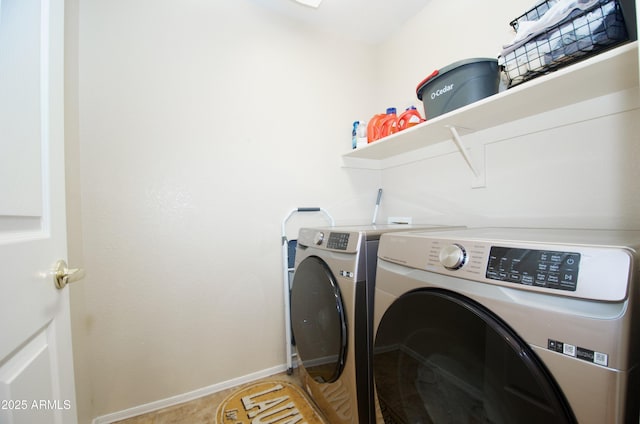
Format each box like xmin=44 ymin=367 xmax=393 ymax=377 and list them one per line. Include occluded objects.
xmin=54 ymin=260 xmax=85 ymax=289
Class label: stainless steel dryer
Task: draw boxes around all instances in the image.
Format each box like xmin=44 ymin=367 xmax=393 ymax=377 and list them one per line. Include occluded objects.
xmin=373 ymin=227 xmax=640 ymax=424
xmin=290 ymin=224 xmax=461 ymax=424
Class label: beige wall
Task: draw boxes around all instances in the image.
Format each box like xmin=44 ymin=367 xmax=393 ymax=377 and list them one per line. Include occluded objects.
xmin=66 ymin=0 xmax=381 ymax=421
xmin=66 ymin=0 xmax=640 ymax=422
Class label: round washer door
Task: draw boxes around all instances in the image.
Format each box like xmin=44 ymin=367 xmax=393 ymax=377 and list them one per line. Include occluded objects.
xmin=291 ymin=256 xmax=347 ymax=383
xmin=374 ymin=288 xmax=576 ymax=424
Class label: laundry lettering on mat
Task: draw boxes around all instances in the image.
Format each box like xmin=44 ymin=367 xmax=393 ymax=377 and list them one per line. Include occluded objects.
xmin=225 ymin=409 xmax=239 ymax=420
xmin=241 ymin=384 xmax=305 ymax=424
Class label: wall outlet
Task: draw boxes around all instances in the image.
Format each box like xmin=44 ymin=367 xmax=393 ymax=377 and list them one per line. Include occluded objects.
xmin=387 ymin=216 xmax=413 ymax=225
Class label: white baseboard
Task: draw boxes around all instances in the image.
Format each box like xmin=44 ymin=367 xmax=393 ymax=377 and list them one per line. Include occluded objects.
xmin=92 ymin=364 xmax=292 ymax=424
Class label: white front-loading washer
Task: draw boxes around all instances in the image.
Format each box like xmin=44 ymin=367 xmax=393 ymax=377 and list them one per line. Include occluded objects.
xmin=373 ymin=227 xmax=640 ymax=424
xmin=290 ymin=224 xmax=462 ymax=424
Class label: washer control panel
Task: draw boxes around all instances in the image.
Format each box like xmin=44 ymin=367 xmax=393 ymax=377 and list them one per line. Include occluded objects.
xmin=486 ymin=247 xmax=581 ymax=292
xmin=298 ymin=227 xmax=362 ymax=253
xmin=327 ymin=232 xmax=350 ymax=250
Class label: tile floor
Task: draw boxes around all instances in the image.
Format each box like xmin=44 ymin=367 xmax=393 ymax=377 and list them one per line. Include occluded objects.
xmin=113 ymin=369 xmax=302 ymax=424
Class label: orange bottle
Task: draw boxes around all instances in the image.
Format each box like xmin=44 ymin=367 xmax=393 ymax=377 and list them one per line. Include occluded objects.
xmin=397 ymin=106 xmax=425 ymax=131
xmin=379 ymin=108 xmax=398 ymax=138
xmin=367 ymin=114 xmax=385 ymax=143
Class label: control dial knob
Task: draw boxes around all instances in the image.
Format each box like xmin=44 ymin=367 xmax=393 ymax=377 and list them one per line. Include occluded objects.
xmin=439 ymin=243 xmax=467 ymax=270
xmin=313 ymin=232 xmax=325 ymax=245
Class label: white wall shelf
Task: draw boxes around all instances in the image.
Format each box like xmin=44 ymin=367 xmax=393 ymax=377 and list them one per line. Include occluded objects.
xmin=343 ymin=41 xmax=639 ymax=173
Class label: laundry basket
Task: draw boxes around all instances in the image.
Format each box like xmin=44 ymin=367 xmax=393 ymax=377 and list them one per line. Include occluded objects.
xmin=500 ymin=0 xmax=630 ymax=87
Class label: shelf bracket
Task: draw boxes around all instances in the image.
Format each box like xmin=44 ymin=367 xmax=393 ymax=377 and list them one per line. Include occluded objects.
xmin=446 ymin=125 xmax=486 ymax=188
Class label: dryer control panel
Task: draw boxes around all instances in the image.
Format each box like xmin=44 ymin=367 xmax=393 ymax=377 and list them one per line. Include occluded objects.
xmin=486 ymin=247 xmax=581 ymax=292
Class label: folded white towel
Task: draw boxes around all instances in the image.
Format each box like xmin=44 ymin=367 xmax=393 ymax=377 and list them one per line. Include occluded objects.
xmin=502 ymin=0 xmax=602 ymax=56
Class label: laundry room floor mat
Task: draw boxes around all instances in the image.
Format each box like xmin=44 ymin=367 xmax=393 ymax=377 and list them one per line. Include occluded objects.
xmin=215 ymin=380 xmax=328 ymax=424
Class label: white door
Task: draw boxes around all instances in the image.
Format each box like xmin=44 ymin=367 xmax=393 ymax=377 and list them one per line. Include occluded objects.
xmin=0 ymin=0 xmax=78 ymax=423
